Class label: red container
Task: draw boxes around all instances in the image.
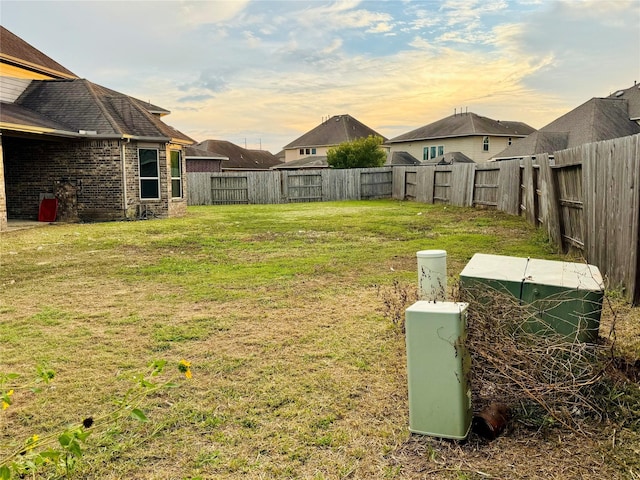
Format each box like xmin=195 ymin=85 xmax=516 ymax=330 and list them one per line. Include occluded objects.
xmin=38 ymin=198 xmax=58 ymax=222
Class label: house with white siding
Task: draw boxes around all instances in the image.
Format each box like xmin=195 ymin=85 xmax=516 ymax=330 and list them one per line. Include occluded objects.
xmin=386 ymin=112 xmax=535 ymax=164
xmin=281 ymin=114 xmax=387 ymax=168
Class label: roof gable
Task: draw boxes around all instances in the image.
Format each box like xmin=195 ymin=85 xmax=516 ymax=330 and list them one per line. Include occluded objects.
xmin=283 ymin=114 xmax=386 ymax=149
xmin=388 ymin=112 xmax=535 ymax=143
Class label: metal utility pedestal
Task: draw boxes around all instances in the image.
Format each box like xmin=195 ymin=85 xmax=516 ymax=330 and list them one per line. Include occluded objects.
xmin=405 ymin=301 xmax=471 ymax=439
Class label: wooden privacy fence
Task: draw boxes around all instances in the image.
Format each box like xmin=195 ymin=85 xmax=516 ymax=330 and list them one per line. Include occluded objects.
xmin=187 ymin=134 xmax=640 ymax=302
xmin=187 ymin=167 xmax=393 ymax=205
xmin=393 ymin=134 xmax=640 ymax=303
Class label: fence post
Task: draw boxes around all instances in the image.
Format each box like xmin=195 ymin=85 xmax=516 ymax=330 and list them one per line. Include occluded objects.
xmin=538 ymin=154 xmax=563 ymax=251
xmin=521 ymin=157 xmax=537 ymax=225
xmin=392 ymin=167 xmax=406 ymax=200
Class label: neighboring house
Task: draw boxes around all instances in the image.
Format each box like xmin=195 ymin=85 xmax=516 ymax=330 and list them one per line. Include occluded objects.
xmin=494 ymin=84 xmax=640 ymax=160
xmin=195 ymin=139 xmax=282 ymax=171
xmin=282 ymin=114 xmax=388 ymax=166
xmin=185 ymin=145 xmax=228 ymax=173
xmin=0 ymin=26 xmax=194 ymax=230
xmin=386 ymin=112 xmax=535 ymax=163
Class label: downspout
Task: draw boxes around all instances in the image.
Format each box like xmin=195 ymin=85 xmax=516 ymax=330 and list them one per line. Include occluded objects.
xmin=121 ymin=138 xmax=130 ymax=218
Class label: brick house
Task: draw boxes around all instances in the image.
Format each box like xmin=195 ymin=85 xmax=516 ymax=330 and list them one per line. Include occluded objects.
xmin=0 ymin=27 xmax=194 ymax=231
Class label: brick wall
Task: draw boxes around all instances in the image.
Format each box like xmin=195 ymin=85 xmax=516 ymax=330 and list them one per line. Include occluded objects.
xmin=4 ymin=137 xmax=124 ymax=221
xmin=2 ymin=136 xmax=187 ymax=223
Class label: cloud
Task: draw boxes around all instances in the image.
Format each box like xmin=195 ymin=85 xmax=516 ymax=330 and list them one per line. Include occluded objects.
xmin=177 ymin=94 xmax=214 ymax=103
xmin=300 ymin=1 xmax=395 ymax=32
xmin=493 ymin=0 xmax=640 ymax=101
xmin=178 ymin=0 xmax=250 ymax=27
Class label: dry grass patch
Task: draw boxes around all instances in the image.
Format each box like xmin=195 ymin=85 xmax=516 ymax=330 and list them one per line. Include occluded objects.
xmin=1 ymin=201 xmax=638 ymax=479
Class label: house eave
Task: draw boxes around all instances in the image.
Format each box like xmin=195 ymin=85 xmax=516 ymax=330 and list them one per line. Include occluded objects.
xmin=0 ymin=54 xmax=77 ymax=80
xmin=0 ymin=123 xmax=191 ymax=145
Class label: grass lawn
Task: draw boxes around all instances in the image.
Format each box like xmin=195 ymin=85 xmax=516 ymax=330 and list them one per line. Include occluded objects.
xmin=1 ymin=200 xmax=638 ymax=479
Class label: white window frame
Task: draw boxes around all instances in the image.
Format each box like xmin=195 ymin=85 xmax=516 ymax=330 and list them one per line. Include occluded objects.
xmin=423 ymin=145 xmax=445 ymax=161
xmin=483 ymin=136 xmax=489 ymax=152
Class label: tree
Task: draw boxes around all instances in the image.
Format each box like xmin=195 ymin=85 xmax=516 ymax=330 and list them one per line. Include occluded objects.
xmin=326 ymin=135 xmax=387 ymax=169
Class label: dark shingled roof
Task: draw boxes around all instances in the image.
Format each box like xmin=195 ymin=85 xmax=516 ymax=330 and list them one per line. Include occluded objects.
xmin=387 ymin=112 xmax=535 ymax=143
xmin=494 ymin=96 xmax=640 ymax=159
xmin=184 ymin=145 xmax=228 ymax=160
xmin=0 ymin=26 xmax=77 ymax=79
xmin=423 ymin=151 xmax=475 ymax=165
xmin=386 ymin=151 xmax=422 ymax=166
xmin=283 ymin=114 xmax=386 ymax=149
xmin=0 ymin=101 xmax=74 ymax=131
xmin=196 ymin=139 xmax=283 ymax=170
xmin=11 ymin=79 xmax=194 ymax=142
xmin=272 ymin=156 xmax=328 ymax=170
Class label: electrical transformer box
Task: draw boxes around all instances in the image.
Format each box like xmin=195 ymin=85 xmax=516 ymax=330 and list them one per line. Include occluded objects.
xmin=460 ymin=254 xmax=604 ymax=343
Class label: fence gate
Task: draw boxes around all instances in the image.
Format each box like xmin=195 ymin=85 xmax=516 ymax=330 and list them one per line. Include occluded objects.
xmin=211 ymin=176 xmax=249 ymax=204
xmin=287 ymin=172 xmax=323 ymax=202
xmin=472 ymin=167 xmax=499 ymax=208
xmin=433 ymin=169 xmax=452 ymax=203
xmin=361 ymin=169 xmax=393 ymax=199
xmin=554 ymin=163 xmax=584 ymax=249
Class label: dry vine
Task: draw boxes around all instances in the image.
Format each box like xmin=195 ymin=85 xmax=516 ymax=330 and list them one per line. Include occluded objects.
xmin=458 ymin=281 xmax=616 ymax=434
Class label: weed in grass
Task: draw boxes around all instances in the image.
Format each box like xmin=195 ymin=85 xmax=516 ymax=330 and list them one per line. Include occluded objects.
xmin=377 ymin=279 xmax=418 ymax=332
xmin=0 ymin=359 xmax=191 ymax=479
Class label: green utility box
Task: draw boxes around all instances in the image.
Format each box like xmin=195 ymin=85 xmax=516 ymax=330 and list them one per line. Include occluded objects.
xmin=405 ymin=301 xmax=471 ymax=439
xmin=459 ymin=254 xmax=604 ymax=343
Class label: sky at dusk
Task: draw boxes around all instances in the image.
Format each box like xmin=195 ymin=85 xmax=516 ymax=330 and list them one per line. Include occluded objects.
xmin=2 ymin=0 xmax=639 ymax=153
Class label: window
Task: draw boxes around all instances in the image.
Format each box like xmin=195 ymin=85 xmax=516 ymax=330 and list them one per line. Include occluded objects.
xmin=483 ymin=136 xmax=489 ymax=152
xmin=311 ymin=148 xmax=316 ymax=155
xmin=138 ymin=148 xmax=160 ymax=199
xmin=508 ymin=137 xmax=512 ymax=146
xmin=170 ymin=150 xmax=182 ymax=198
xmin=423 ymin=145 xmax=445 ymax=160
xmin=299 ymin=148 xmax=304 ymax=155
